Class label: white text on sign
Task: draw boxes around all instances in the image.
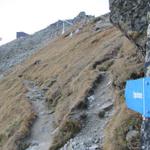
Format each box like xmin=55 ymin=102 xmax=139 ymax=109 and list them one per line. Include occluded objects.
xmin=133 ymin=92 xmax=143 ymax=99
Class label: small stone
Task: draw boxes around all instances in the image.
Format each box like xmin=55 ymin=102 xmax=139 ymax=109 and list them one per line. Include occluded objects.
xmin=64 ymin=143 xmax=67 ymax=150
xmin=94 ymin=138 xmax=100 ymax=144
xmin=88 ymin=95 xmax=95 ymax=102
xmin=100 ymin=102 xmax=113 ymax=111
xmin=39 ymin=112 xmax=45 ymax=115
xmin=98 ymin=110 xmax=105 ymax=118
xmin=31 ymin=141 xmax=39 ymax=146
xmin=128 ymin=125 xmax=133 ymax=131
xmin=89 ymin=144 xmax=99 ymax=150
xmin=42 ymin=87 xmax=49 ymax=92
xmin=47 ymin=110 xmax=54 ymax=114
xmin=33 ymin=60 xmax=42 ymax=65
xmin=147 ymin=24 xmax=150 ymax=38
xmin=126 ymin=130 xmax=139 ymax=142
xmin=75 ymin=29 xmax=80 ymax=34
xmin=26 ymin=145 xmax=39 ymax=150
xmin=80 ymin=113 xmax=87 ymax=120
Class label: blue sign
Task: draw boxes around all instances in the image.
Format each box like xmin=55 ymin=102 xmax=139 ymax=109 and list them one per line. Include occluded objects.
xmin=125 ymin=77 xmax=150 ymax=118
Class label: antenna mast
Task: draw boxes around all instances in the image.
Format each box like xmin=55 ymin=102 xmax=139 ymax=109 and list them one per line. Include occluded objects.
xmin=62 ymin=20 xmax=73 ymax=35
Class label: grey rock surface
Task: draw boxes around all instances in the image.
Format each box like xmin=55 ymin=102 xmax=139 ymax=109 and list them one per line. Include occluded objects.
xmin=145 ymin=12 xmax=150 ymax=76
xmin=126 ymin=130 xmax=139 ymax=142
xmin=93 ymin=13 xmax=112 ymax=32
xmin=109 ymin=0 xmax=149 ymax=51
xmin=60 ymin=73 xmax=114 ymax=150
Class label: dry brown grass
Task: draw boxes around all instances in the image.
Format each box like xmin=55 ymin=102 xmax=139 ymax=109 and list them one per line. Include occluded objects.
xmin=0 ymin=20 xmax=144 ymax=150
xmin=104 ymin=103 xmax=141 ymax=150
xmin=49 ymin=119 xmax=81 ymax=150
xmin=103 ymin=36 xmax=144 ymax=150
xmin=0 ymin=76 xmax=36 ymax=150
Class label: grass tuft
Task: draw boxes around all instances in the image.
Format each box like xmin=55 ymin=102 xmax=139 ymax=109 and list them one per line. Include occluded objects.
xmin=49 ymin=119 xmax=81 ymax=150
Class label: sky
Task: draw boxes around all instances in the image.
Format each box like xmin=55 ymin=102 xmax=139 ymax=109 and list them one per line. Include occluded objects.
xmin=0 ymin=0 xmax=109 ymax=45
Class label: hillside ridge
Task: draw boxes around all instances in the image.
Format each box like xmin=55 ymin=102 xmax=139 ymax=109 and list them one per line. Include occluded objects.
xmin=0 ymin=12 xmax=94 ymax=75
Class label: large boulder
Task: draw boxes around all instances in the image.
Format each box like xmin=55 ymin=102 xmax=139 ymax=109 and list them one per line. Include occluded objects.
xmin=109 ymin=0 xmax=149 ymax=52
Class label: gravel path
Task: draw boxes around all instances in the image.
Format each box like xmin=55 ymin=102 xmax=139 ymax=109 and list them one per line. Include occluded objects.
xmin=23 ymin=80 xmax=55 ymax=150
xmin=60 ymin=73 xmax=114 ymax=150
xmin=22 ymin=73 xmax=114 ymax=150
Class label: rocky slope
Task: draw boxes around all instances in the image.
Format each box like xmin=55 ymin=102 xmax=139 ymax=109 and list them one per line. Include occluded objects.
xmin=23 ymin=80 xmax=55 ymax=150
xmin=60 ymin=73 xmax=114 ymax=150
xmin=109 ymin=0 xmax=149 ymax=52
xmin=0 ymin=12 xmax=144 ymax=150
xmin=0 ymin=12 xmax=94 ymax=75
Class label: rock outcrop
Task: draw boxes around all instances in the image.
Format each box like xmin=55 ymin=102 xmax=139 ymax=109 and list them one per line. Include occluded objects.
xmin=109 ymin=0 xmax=149 ymax=51
xmin=109 ymin=1 xmax=150 ymax=150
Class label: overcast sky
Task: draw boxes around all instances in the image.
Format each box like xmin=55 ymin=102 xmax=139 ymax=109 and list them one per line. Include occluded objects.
xmin=0 ymin=0 xmax=109 ymax=45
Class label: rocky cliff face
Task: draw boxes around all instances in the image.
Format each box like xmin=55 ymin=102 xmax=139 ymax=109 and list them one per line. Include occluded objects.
xmin=109 ymin=0 xmax=149 ymax=51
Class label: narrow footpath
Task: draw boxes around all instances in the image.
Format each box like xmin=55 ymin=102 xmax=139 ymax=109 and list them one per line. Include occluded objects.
xmin=60 ymin=73 xmax=114 ymax=150
xmin=23 ymin=80 xmax=54 ymax=150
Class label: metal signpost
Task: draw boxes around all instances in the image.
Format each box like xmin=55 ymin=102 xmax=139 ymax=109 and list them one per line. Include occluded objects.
xmin=125 ymin=12 xmax=150 ymax=149
xmin=125 ymin=78 xmax=150 ymax=118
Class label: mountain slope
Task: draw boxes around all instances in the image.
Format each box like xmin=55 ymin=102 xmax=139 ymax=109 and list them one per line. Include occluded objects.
xmin=0 ymin=12 xmax=94 ymax=75
xmin=0 ymin=14 xmax=144 ymax=150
